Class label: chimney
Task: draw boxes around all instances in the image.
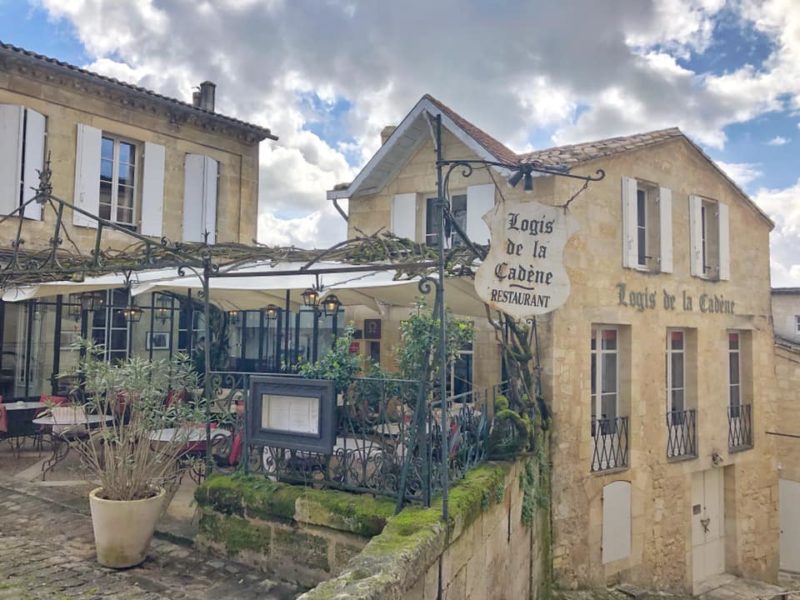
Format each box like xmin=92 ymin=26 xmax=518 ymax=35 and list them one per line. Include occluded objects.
xmin=199 ymin=81 xmax=216 ymax=112
xmin=192 ymin=90 xmax=201 ymax=107
xmin=380 ymin=125 xmax=396 ymax=145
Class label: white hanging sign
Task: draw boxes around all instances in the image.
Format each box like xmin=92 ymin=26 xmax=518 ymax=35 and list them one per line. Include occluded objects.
xmin=474 ymin=199 xmax=577 ymax=318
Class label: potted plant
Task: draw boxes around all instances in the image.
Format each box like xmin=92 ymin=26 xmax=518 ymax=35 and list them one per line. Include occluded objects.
xmin=60 ymin=341 xmax=206 ymax=568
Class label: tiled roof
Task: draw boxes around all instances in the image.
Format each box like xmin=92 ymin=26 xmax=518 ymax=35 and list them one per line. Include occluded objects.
xmin=0 ymin=41 xmax=277 ymax=142
xmin=423 ymin=94 xmax=519 ymax=164
xmin=519 ymin=128 xmax=683 ymax=167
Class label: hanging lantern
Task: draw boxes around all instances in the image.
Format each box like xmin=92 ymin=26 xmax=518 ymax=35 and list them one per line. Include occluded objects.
xmin=155 ymin=294 xmax=172 ymax=323
xmin=322 ymin=294 xmax=341 ymax=317
xmin=263 ymin=304 xmax=280 ymax=320
xmin=80 ymin=291 xmax=106 ymax=312
xmin=302 ymin=287 xmax=319 ymax=308
xmin=228 ymin=310 xmax=241 ymax=325
xmin=121 ymin=305 xmax=143 ymax=323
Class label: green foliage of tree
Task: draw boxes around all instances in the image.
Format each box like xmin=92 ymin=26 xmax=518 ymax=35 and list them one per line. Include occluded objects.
xmin=298 ymin=326 xmax=361 ymax=394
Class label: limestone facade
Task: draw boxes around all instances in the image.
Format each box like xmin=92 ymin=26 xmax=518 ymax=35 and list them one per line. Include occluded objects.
xmin=0 ymin=43 xmax=271 ymax=248
xmin=340 ymin=96 xmax=778 ymax=594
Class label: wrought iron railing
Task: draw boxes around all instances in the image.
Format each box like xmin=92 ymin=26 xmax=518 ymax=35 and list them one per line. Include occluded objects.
xmin=590 ymin=416 xmax=629 ymax=472
xmin=204 ymin=371 xmax=499 ymax=506
xmin=666 ymin=409 xmax=697 ymax=460
xmin=728 ymin=403 xmax=753 ymax=450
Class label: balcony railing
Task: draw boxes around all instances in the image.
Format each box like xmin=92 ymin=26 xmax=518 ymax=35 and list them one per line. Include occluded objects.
xmin=591 ymin=416 xmax=629 ymax=472
xmin=666 ymin=409 xmax=697 ymax=460
xmin=728 ymin=403 xmax=753 ymax=451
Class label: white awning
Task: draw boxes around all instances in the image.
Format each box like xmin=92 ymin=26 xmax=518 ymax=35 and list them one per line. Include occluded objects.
xmin=2 ymin=261 xmax=487 ymax=318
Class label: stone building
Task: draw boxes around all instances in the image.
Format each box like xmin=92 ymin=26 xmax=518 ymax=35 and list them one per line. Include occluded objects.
xmin=771 ymin=288 xmax=800 ymax=573
xmin=0 ymin=42 xmax=275 ymax=397
xmin=330 ymin=95 xmax=779 ymax=594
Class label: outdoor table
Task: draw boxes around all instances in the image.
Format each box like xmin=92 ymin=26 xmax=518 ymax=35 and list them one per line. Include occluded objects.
xmin=32 ymin=414 xmax=113 ymax=480
xmin=148 ymin=427 xmax=232 ymax=483
xmin=2 ymin=402 xmax=47 ymax=455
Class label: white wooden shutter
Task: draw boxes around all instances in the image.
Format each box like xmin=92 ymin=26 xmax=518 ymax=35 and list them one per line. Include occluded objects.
xmin=718 ymin=203 xmax=730 ymax=281
xmin=203 ymin=156 xmax=218 ymax=245
xmin=391 ymin=193 xmax=416 ymax=240
xmin=140 ymin=142 xmax=165 ymax=237
xmin=688 ymin=195 xmax=703 ymax=277
xmin=21 ymin=108 xmax=45 ymax=221
xmin=183 ymin=154 xmax=205 ymax=242
xmin=621 ymin=177 xmax=638 ymax=268
xmin=466 ymin=183 xmax=494 ymax=245
xmin=73 ymin=123 xmax=102 ymax=228
xmin=602 ymin=481 xmax=632 ymax=564
xmin=0 ymin=104 xmax=23 ymax=216
xmin=658 ymin=186 xmax=672 ymax=273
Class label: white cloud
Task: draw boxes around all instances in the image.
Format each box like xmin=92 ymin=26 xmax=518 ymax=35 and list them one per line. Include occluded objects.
xmin=768 ymin=136 xmax=789 ymax=145
xmin=753 ymin=180 xmax=800 ymax=286
xmin=716 ymin=161 xmax=763 ymax=187
xmin=34 ymin=0 xmax=800 ymax=257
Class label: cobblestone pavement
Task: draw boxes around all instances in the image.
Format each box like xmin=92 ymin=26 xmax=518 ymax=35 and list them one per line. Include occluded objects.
xmin=0 ymin=483 xmax=304 ymax=599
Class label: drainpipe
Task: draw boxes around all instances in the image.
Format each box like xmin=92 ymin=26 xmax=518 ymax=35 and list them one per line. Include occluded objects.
xmin=331 ymin=198 xmax=348 ymax=222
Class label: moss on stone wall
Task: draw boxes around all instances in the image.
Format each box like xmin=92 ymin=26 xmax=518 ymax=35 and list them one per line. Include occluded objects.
xmin=195 ymin=473 xmax=395 ymax=536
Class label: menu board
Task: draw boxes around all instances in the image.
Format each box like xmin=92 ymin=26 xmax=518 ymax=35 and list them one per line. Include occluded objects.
xmin=260 ymin=393 xmax=319 ymax=435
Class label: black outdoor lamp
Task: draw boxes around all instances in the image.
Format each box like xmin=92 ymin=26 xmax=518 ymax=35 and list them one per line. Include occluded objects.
xmin=155 ymin=294 xmax=171 ymax=323
xmin=80 ymin=291 xmax=106 ymax=312
xmin=121 ymin=304 xmax=143 ymax=323
xmin=68 ymin=294 xmax=82 ymax=320
xmin=301 ymin=287 xmax=320 ymax=308
xmin=321 ymin=294 xmax=341 ymax=317
xmin=508 ymin=165 xmax=534 ymax=192
xmin=263 ymin=304 xmax=281 ymax=320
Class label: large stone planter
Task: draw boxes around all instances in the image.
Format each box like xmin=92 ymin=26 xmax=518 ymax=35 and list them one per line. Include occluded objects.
xmin=89 ymin=487 xmax=165 ymax=568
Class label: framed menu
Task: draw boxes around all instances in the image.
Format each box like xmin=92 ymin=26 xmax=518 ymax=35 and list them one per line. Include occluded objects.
xmin=247 ymin=376 xmax=335 ymax=454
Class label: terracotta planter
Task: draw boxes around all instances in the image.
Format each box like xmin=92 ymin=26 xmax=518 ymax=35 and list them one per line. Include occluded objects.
xmin=89 ymin=487 xmax=165 ymax=568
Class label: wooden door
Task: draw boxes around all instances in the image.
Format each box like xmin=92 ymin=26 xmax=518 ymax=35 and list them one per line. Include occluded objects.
xmin=691 ymin=469 xmax=725 ymax=584
xmin=780 ymin=479 xmax=800 ymax=572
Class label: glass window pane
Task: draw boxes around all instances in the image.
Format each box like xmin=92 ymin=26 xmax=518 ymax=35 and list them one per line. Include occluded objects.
xmin=729 ymin=352 xmax=740 ymax=386
xmin=100 ymin=159 xmax=113 ymax=181
xmin=601 ymin=393 xmax=617 ymax=421
xmin=602 ymin=354 xmax=617 ymax=394
xmin=591 ymin=328 xmax=597 ymax=350
xmin=730 ymin=384 xmax=740 ymax=407
xmin=637 ymin=189 xmax=646 ymax=227
xmin=118 ymin=162 xmax=135 ymax=187
xmin=729 ymin=332 xmax=739 ymax=350
xmin=117 ymin=185 xmax=134 ymax=209
xmin=426 ymin=197 xmax=441 ymax=246
xmin=101 ymin=137 xmax=114 ymax=161
xmin=671 ymin=389 xmax=684 ymax=413
xmin=590 ymin=353 xmax=596 ymax=396
xmin=118 ymin=142 xmax=134 ymax=166
xmin=99 ymin=203 xmax=111 ymax=220
xmin=601 ymin=329 xmax=617 ymax=350
xmin=671 ymin=352 xmax=683 ymax=389
xmin=670 ymin=330 xmax=684 ymax=350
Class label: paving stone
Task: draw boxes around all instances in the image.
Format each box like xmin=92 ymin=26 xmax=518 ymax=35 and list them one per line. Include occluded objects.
xmin=0 ymin=481 xmax=305 ymax=599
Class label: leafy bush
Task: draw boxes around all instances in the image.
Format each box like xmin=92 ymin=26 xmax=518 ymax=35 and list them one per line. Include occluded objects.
xmin=298 ymin=326 xmax=361 ymax=394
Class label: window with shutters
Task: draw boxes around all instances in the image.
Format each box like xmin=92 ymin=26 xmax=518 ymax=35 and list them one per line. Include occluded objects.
xmin=689 ymin=196 xmax=729 ymax=281
xmin=99 ymin=135 xmax=139 ymax=228
xmin=0 ymin=104 xmax=46 ymax=220
xmin=425 ymin=194 xmax=466 ymax=248
xmin=621 ymin=177 xmax=672 ymax=273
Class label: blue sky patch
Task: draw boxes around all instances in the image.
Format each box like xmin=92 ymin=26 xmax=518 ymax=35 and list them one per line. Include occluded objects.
xmin=298 ymin=92 xmax=361 ymax=167
xmin=0 ymin=2 xmax=89 ymax=65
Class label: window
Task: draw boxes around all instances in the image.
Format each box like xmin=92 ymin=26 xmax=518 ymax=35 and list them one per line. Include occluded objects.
xmin=621 ymin=177 xmax=672 ymax=273
xmin=448 ymin=340 xmax=473 ymax=399
xmin=666 ymin=330 xmax=685 ymax=418
xmin=0 ymin=104 xmax=45 ymax=219
xmin=425 ymin=194 xmax=467 ymax=248
xmin=689 ymin=195 xmax=729 ymax=280
xmin=99 ymin=136 xmax=138 ymax=227
xmin=728 ymin=332 xmax=740 ymax=413
xmin=795 ymin=315 xmax=800 ymax=334
xmin=591 ymin=327 xmax=618 ymax=424
xmin=91 ymin=289 xmax=131 ymax=363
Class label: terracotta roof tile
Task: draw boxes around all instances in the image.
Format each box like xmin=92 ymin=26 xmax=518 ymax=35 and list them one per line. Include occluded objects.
xmin=0 ymin=41 xmax=277 ymax=142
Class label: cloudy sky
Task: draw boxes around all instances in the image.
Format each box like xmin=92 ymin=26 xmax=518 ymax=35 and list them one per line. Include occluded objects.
xmin=1 ymin=0 xmax=798 ymax=285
